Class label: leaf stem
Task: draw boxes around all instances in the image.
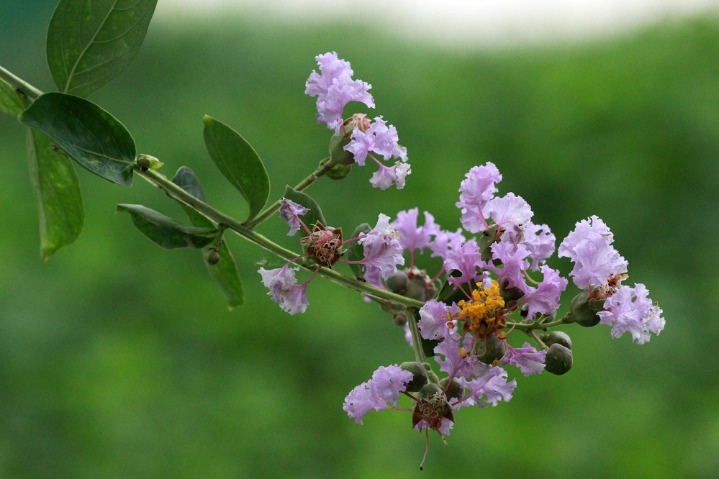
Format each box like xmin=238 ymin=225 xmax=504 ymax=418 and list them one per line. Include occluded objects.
xmin=0 ymin=64 xmax=43 ymax=102
xmin=137 ymin=167 xmax=423 ymax=309
xmin=247 ymin=157 xmax=336 ymax=228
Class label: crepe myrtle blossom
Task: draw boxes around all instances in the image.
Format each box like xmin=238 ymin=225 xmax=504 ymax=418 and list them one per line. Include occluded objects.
xmin=259 ymin=211 xmax=405 ymax=313
xmin=306 ymin=53 xmax=411 ymax=190
xmin=559 ymin=216 xmax=663 ymax=342
xmin=305 ymin=51 xmax=374 ymax=132
xmin=278 ymin=198 xmax=309 ymax=236
xmin=597 ymin=283 xmax=665 ymax=344
xmin=258 ymin=265 xmax=309 ymax=315
xmin=343 ymin=364 xmax=413 ymax=424
xmin=356 ymin=213 xmax=405 ymax=287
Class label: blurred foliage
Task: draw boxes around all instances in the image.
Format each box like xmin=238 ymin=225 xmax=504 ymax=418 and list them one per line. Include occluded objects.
xmin=1 ymin=2 xmax=718 ymax=477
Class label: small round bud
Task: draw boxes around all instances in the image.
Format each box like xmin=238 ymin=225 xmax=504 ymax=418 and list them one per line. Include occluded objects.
xmin=385 ymin=271 xmax=409 ymax=295
xmin=476 ymin=334 xmax=507 ymax=365
xmin=205 ymin=248 xmax=220 ymax=265
xmin=544 ymin=331 xmax=572 ymax=350
xmin=439 ymin=377 xmax=463 ymax=401
xmin=400 ymin=361 xmax=429 ymax=392
xmin=392 ymin=312 xmax=408 ymax=326
xmin=545 ymin=343 xmax=573 ymax=375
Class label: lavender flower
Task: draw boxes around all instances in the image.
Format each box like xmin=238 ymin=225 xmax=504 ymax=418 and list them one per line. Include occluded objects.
xmin=558 ymin=216 xmax=628 ymax=289
xmin=305 ymin=52 xmax=374 ymax=131
xmin=597 ymin=283 xmax=665 ymax=344
xmin=358 ymin=213 xmax=405 ymax=287
xmin=278 ymin=198 xmax=308 ymax=236
xmin=456 ymin=162 xmax=502 ymax=233
xmin=343 ymin=364 xmax=413 ymax=424
xmin=502 ymin=343 xmax=547 ymax=376
xmin=258 ymin=266 xmax=309 ymax=315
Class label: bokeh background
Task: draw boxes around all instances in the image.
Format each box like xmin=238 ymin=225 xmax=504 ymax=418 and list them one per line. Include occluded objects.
xmin=1 ymin=1 xmax=718 ymax=477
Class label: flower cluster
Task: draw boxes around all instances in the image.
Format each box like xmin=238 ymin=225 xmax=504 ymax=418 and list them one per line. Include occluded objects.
xmin=340 ymin=160 xmax=664 ymax=446
xmin=256 ymin=52 xmax=665 ymax=468
xmin=305 ymin=52 xmax=410 ymax=190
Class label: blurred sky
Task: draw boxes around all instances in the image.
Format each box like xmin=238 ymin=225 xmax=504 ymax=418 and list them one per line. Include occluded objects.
xmin=161 ymin=0 xmax=719 ymax=46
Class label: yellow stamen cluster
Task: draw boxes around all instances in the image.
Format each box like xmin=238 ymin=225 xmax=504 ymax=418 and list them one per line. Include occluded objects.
xmin=457 ymin=280 xmax=506 ymax=336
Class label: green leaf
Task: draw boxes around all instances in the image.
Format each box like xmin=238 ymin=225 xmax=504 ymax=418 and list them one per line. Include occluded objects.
xmin=116 ymin=204 xmax=217 ymax=249
xmin=20 ymin=92 xmax=135 ymax=186
xmin=205 ymin=240 xmax=244 ymax=308
xmin=47 ymin=0 xmax=158 ymax=97
xmin=202 ymin=115 xmax=269 ymax=222
xmin=170 ymin=166 xmax=244 ymax=307
xmin=0 ymin=77 xmax=28 ymax=116
xmin=26 ymin=128 xmax=84 ymax=259
xmin=283 ymin=186 xmax=327 ymax=230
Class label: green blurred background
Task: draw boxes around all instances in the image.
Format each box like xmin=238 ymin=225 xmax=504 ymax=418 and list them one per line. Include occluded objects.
xmin=1 ymin=1 xmax=718 ymax=477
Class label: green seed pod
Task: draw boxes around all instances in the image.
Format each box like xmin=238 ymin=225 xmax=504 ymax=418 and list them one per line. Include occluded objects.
xmin=439 ymin=377 xmax=463 ymax=401
xmin=385 ymin=271 xmax=409 ymax=295
xmin=545 ymin=343 xmax=573 ymax=375
xmin=205 ymin=248 xmax=220 ymax=265
xmin=400 ymin=361 xmax=429 ymax=392
xmin=478 ymin=224 xmax=499 ymax=262
xmin=477 ymin=334 xmax=507 ymax=365
xmin=544 ymin=331 xmax=572 ymax=350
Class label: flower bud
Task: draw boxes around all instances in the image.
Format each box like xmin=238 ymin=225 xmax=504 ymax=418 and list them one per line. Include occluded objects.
xmin=568 ymin=290 xmax=603 ymax=327
xmin=476 ymin=334 xmax=507 ymax=365
xmin=544 ymin=343 xmax=573 ymax=375
xmin=385 ymin=271 xmax=409 ymax=295
xmin=543 ymin=331 xmax=572 ymax=350
xmin=392 ymin=312 xmax=408 ymax=326
xmin=205 ymin=248 xmax=220 ymax=265
xmin=439 ymin=377 xmax=463 ymax=401
xmin=400 ymin=361 xmax=429 ymax=392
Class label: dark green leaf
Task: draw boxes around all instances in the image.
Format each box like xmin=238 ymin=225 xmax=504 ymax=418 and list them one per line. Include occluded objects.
xmin=171 ymin=166 xmax=213 ymax=227
xmin=47 ymin=0 xmax=158 ymax=97
xmin=202 ymin=115 xmax=269 ymax=222
xmin=346 ymin=222 xmax=370 ymax=279
xmin=171 ymin=166 xmax=244 ymax=307
xmin=0 ymin=77 xmax=28 ymax=116
xmin=205 ymin=240 xmax=244 ymax=308
xmin=26 ymin=128 xmax=84 ymax=259
xmin=116 ymin=204 xmax=217 ymax=249
xmin=168 ymin=164 xmax=245 ymax=306
xmin=21 ymin=92 xmax=135 ymax=186
xmin=283 ymin=186 xmax=327 ymax=230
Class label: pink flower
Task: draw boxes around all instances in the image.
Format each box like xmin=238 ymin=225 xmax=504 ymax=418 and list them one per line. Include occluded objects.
xmin=305 ymin=52 xmax=374 ymax=131
xmin=358 ymin=214 xmax=405 ymax=287
xmin=598 ymin=283 xmax=665 ymax=344
xmin=343 ymin=365 xmax=413 ymax=424
xmin=258 ymin=266 xmax=309 ymax=315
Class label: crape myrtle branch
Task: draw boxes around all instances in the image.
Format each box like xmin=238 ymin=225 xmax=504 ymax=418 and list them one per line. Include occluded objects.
xmin=136 ymin=167 xmax=424 ymax=309
xmin=0 ymin=2 xmax=666 ymax=468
